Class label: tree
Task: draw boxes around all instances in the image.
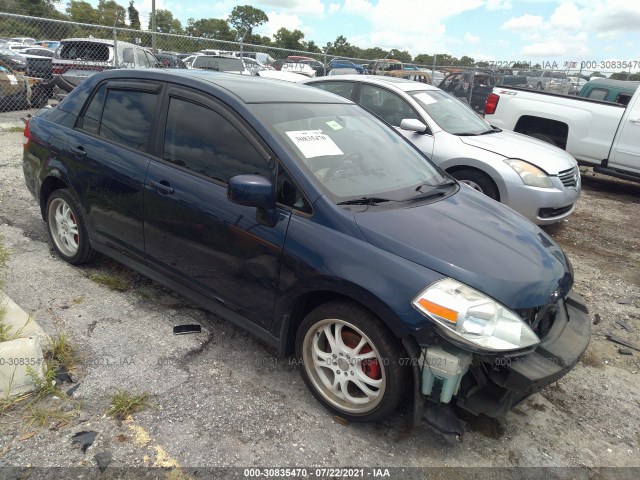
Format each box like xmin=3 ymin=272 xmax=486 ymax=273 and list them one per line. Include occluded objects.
xmin=66 ymin=0 xmax=100 ymax=24
xmin=97 ymin=0 xmax=126 ymax=27
xmin=127 ymin=1 xmax=140 ymax=30
xmin=186 ymin=18 xmax=235 ymax=41
xmin=388 ymin=49 xmax=412 ymax=63
xmin=273 ymin=28 xmax=305 ymax=50
xmin=362 ymin=47 xmax=387 ymax=60
xmin=306 ymin=40 xmax=321 ymax=54
xmin=227 ymin=5 xmax=268 ymax=39
xmin=413 ymin=54 xmax=434 ymax=65
xmin=590 ymin=71 xmax=606 ymax=78
xmin=151 ymin=9 xmax=183 ymax=34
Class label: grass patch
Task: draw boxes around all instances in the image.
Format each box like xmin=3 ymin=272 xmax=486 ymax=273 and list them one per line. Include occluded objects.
xmin=107 ymin=389 xmax=150 ymax=420
xmin=26 ymin=362 xmax=58 ymax=400
xmin=89 ymin=272 xmax=130 ymax=292
xmin=24 ymin=404 xmax=76 ymax=428
xmin=49 ymin=333 xmax=79 ymax=372
xmin=0 ymin=313 xmax=9 ymax=341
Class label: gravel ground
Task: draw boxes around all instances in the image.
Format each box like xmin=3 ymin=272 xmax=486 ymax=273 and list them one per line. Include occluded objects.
xmin=0 ymin=120 xmax=639 ymax=476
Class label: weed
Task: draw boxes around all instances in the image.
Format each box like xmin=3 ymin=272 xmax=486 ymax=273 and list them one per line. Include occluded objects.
xmin=49 ymin=333 xmax=79 ymax=372
xmin=107 ymin=389 xmax=150 ymax=420
xmin=89 ymin=272 xmax=129 ymax=292
xmin=3 ymin=126 xmax=24 ymax=133
xmin=71 ymin=297 xmax=84 ymax=305
xmin=24 ymin=404 xmax=76 ymax=428
xmin=26 ymin=362 xmax=58 ymax=400
xmin=0 ymin=315 xmax=9 ymax=342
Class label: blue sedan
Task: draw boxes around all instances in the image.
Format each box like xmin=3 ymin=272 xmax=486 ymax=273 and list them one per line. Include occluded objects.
xmin=22 ymin=69 xmax=589 ymax=433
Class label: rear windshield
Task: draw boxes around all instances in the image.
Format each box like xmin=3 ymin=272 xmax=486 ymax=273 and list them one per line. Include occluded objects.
xmin=193 ymin=57 xmax=242 ymax=72
xmin=58 ymin=42 xmax=111 ymax=62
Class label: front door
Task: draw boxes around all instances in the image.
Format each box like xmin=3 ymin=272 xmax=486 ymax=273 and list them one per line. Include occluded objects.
xmin=144 ymin=88 xmax=290 ymax=328
xmin=611 ymin=95 xmax=640 ymax=174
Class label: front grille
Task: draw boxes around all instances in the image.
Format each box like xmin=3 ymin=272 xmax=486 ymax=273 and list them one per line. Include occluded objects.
xmin=539 ymin=204 xmax=573 ymax=218
xmin=516 ymin=298 xmax=562 ymax=339
xmin=558 ymin=167 xmax=578 ymax=187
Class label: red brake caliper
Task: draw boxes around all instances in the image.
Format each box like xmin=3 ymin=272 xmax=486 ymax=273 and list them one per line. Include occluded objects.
xmin=342 ymin=330 xmax=381 ymax=381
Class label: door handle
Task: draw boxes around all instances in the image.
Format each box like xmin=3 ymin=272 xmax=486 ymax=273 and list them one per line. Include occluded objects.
xmin=629 ymin=117 xmax=640 ymax=124
xmin=70 ymin=145 xmax=86 ymax=157
xmin=148 ymin=179 xmax=174 ymax=195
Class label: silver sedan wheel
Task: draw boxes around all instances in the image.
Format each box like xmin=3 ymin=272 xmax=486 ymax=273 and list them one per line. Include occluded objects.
xmin=47 ymin=197 xmax=79 ymax=257
xmin=302 ymin=318 xmax=386 ymax=414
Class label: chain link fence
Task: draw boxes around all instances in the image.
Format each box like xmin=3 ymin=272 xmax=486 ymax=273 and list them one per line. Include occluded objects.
xmin=0 ymin=11 xmax=636 ymax=129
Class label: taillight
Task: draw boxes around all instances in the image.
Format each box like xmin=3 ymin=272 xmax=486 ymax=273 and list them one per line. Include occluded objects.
xmin=52 ymin=66 xmax=64 ymax=75
xmin=23 ymin=118 xmax=31 ymax=149
xmin=485 ymin=93 xmax=499 ymax=115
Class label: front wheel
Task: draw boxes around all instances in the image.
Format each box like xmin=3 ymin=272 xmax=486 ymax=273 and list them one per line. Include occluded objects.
xmin=46 ymin=189 xmax=96 ymax=265
xmin=295 ymin=301 xmax=409 ymax=422
xmin=451 ymin=169 xmax=499 ymax=201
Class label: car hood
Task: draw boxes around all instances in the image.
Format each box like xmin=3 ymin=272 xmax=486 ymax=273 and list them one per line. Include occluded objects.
xmin=354 ymin=187 xmax=573 ymax=309
xmin=458 ymin=129 xmax=576 ymax=174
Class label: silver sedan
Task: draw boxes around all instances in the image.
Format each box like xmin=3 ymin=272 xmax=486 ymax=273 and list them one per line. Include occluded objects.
xmin=303 ymin=75 xmax=580 ymax=225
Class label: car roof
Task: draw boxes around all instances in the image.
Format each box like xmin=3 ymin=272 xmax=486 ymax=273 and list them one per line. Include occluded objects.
xmin=98 ymin=69 xmax=354 ymax=104
xmin=60 ymin=38 xmax=138 ymax=48
xmin=305 ymin=74 xmax=439 ymax=92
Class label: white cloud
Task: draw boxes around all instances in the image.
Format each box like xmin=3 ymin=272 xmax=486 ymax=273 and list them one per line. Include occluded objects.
xmin=464 ymin=32 xmax=480 ymax=43
xmin=343 ymin=0 xmax=373 ymax=16
xmin=256 ymin=0 xmax=325 ymax=17
xmin=486 ymin=0 xmax=512 ymax=10
xmin=255 ymin=12 xmax=304 ymax=38
xmin=356 ymin=0 xmax=483 ymax=55
xmin=502 ymin=14 xmax=544 ymax=31
xmin=522 ymin=40 xmax=567 ymax=57
xmin=550 ymin=2 xmax=582 ymax=30
xmin=328 ymin=3 xmax=341 ymax=14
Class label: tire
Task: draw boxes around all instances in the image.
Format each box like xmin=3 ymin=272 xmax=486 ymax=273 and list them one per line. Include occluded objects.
xmin=451 ymin=169 xmax=499 ymax=201
xmin=45 ymin=189 xmax=96 ymax=265
xmin=295 ymin=300 xmax=409 ymax=422
xmin=529 ymin=132 xmax=558 ymax=147
xmin=31 ymin=87 xmax=49 ymax=108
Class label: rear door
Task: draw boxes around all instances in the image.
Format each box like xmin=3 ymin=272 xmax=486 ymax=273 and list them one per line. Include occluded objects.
xmin=143 ymin=86 xmax=291 ymax=328
xmin=610 ymin=94 xmax=640 ymax=174
xmin=66 ymin=79 xmax=162 ymax=262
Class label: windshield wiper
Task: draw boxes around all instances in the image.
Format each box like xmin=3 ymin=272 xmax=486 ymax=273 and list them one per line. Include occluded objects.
xmin=337 ymin=197 xmax=394 ymax=206
xmin=479 ymin=126 xmax=502 ymax=135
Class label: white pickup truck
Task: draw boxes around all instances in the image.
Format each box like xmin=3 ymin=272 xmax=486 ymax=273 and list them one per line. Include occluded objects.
xmin=484 ymin=86 xmax=640 ymax=183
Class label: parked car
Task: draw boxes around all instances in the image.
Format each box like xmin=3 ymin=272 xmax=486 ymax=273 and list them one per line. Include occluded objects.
xmin=527 ymin=70 xmax=568 ymax=92
xmin=0 ymin=46 xmax=27 ymax=71
xmin=439 ymin=70 xmax=498 ymax=113
xmin=155 ymin=52 xmax=187 ymax=69
xmin=10 ymin=37 xmax=36 ymax=45
xmin=304 ymin=75 xmax=581 ymax=225
xmin=578 ymin=77 xmax=639 ymax=105
xmin=286 ymin=56 xmax=326 ymax=76
xmin=23 ymin=69 xmax=590 ymax=434
xmin=37 ymin=40 xmax=60 ymax=51
xmin=0 ymin=47 xmax=53 ymax=103
xmin=51 ymin=38 xmax=159 ymax=91
xmin=566 ymin=76 xmax=587 ymax=95
xmin=237 ymin=51 xmax=276 ymax=66
xmin=0 ymin=65 xmax=29 ymax=111
xmin=18 ymin=47 xmax=55 ymax=58
xmin=191 ymin=55 xmax=254 ymax=75
xmin=327 ymin=58 xmax=364 ymax=74
xmin=485 ymin=84 xmax=640 ymax=183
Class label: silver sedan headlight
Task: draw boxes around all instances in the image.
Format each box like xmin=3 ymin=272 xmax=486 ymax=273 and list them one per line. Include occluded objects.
xmin=504 ymin=159 xmax=553 ymax=188
xmin=412 ymin=278 xmax=540 ymax=351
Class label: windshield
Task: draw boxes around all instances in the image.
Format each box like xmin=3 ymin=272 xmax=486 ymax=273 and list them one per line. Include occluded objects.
xmin=409 ymin=90 xmax=492 ymax=135
xmin=250 ymin=103 xmax=448 ymax=202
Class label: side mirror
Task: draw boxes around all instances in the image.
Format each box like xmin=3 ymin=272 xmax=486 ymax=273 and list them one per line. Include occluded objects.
xmin=227 ymin=175 xmax=278 ymax=227
xmin=400 ymin=118 xmax=428 ymax=133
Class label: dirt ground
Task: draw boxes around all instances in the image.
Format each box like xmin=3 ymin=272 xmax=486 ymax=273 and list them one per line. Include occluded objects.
xmin=0 ymin=121 xmax=639 ymax=477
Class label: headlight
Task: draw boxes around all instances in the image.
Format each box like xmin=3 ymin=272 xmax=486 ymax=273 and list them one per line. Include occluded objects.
xmin=504 ymin=159 xmax=553 ymax=188
xmin=412 ymin=278 xmax=540 ymax=351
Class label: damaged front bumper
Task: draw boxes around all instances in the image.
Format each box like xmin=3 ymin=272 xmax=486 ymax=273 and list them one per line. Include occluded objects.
xmin=408 ymin=292 xmax=590 ymax=432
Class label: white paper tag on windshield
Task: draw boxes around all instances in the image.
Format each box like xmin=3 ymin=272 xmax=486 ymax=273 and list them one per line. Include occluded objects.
xmin=285 ymin=130 xmax=343 ymax=158
xmin=7 ymin=74 xmax=18 ymax=85
xmin=414 ymin=92 xmax=437 ymax=105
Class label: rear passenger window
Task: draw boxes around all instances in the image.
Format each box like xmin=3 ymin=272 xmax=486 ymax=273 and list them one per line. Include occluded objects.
xmin=311 ymin=81 xmax=354 ymax=100
xmin=587 ymin=88 xmax=608 ymax=101
xmin=163 ymin=97 xmax=270 ymax=183
xmin=80 ymin=83 xmax=106 ymax=134
xmin=99 ymin=90 xmax=157 ymax=152
xmin=616 ymin=94 xmax=632 ymax=106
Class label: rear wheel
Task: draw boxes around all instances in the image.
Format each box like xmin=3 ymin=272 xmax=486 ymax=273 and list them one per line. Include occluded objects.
xmin=295 ymin=301 xmax=409 ymax=422
xmin=46 ymin=189 xmax=96 ymax=265
xmin=451 ymin=169 xmax=499 ymax=201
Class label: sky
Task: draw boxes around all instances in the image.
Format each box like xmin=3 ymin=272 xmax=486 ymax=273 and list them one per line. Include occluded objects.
xmin=91 ymin=0 xmax=640 ymax=70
